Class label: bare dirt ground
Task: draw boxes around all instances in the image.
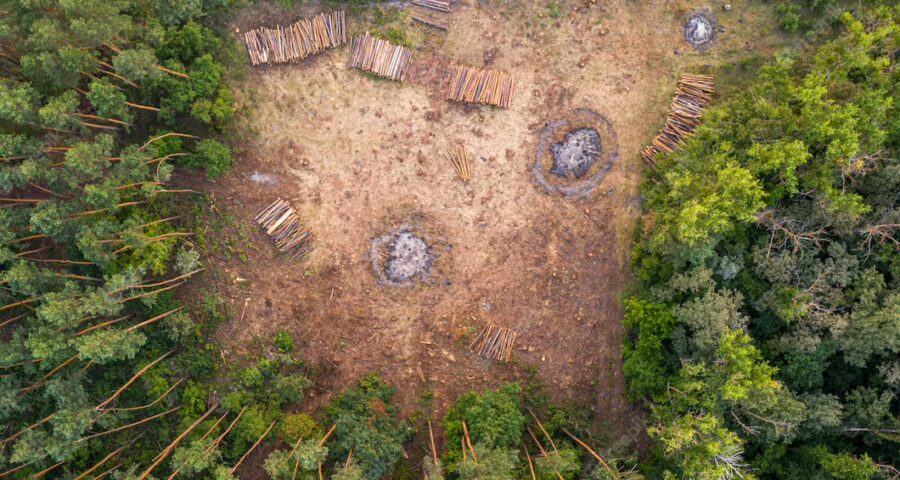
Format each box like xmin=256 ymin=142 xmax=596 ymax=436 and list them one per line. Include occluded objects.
xmin=189 ymin=0 xmax=788 ymax=456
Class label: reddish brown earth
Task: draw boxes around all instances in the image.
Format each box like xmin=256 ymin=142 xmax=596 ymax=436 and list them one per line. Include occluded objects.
xmin=185 ymin=0 xmax=788 ymax=467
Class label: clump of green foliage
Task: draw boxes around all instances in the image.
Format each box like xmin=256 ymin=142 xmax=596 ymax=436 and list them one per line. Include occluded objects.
xmin=333 ymin=461 xmax=365 ymax=480
xmin=264 ymin=438 xmax=329 ymax=480
xmin=438 ymin=381 xmax=616 ymax=479
xmin=776 ymin=3 xmax=805 ymax=33
xmin=627 ymin=8 xmax=900 ymax=478
xmin=279 ymin=412 xmax=323 ymax=443
xmin=371 ymin=7 xmax=418 ymax=49
xmin=457 ymin=445 xmax=520 ymax=479
xmin=275 ymin=330 xmax=294 ymax=352
xmin=325 ymin=374 xmax=412 ymax=480
xmin=775 ymin=0 xmax=840 ymax=36
xmin=547 ymin=1 xmax=562 ymax=18
xmin=442 ymin=383 xmax=525 ymax=473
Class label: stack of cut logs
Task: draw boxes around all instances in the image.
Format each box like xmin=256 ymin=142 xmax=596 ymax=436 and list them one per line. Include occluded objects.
xmin=468 ymin=323 xmax=517 ymax=362
xmin=413 ymin=0 xmax=451 ymax=12
xmin=348 ymin=32 xmax=412 ymax=81
xmin=243 ymin=11 xmax=346 ymax=66
xmin=412 ymin=0 xmax=450 ymax=30
xmin=446 ymin=64 xmax=514 ymax=108
xmin=447 ymin=145 xmax=472 ymax=182
xmin=640 ymin=74 xmax=715 ymax=168
xmin=255 ymin=198 xmax=315 ymax=260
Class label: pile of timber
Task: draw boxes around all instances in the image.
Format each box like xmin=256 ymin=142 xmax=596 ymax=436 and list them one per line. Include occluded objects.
xmin=413 ymin=0 xmax=451 ymax=12
xmin=411 ymin=0 xmax=450 ymax=31
xmin=412 ymin=15 xmax=448 ymax=31
xmin=243 ymin=11 xmax=347 ymax=66
xmin=446 ymin=145 xmax=472 ymax=182
xmin=255 ymin=198 xmax=314 ymax=260
xmin=348 ymin=32 xmax=412 ymax=81
xmin=446 ymin=64 xmax=514 ymax=108
xmin=640 ymin=74 xmax=715 ymax=168
xmin=468 ymin=323 xmax=517 ymax=362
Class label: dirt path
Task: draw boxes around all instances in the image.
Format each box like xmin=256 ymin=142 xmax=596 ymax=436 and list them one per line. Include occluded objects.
xmin=194 ymin=0 xmax=786 ymax=451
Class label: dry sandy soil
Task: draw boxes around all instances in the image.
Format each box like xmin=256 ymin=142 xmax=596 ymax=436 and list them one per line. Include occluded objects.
xmin=188 ymin=0 xmax=787 ymax=457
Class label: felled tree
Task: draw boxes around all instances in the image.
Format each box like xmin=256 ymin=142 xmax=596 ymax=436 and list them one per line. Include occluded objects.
xmin=112 ymin=48 xmax=162 ymax=82
xmin=87 ymin=80 xmax=132 ymax=123
xmin=20 ymin=46 xmax=96 ymax=92
xmin=0 ymin=82 xmax=38 ymax=125
xmin=0 ymin=0 xmax=236 ymax=477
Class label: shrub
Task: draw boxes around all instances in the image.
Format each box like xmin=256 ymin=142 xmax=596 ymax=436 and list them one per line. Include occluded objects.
xmin=534 ymin=447 xmax=581 ymax=480
xmin=275 ymin=331 xmax=294 ymax=353
xmin=456 ymin=445 xmax=519 ymax=479
xmin=272 ymin=372 xmax=311 ymax=405
xmin=189 ymin=139 xmax=234 ymax=178
xmin=548 ymin=1 xmax=561 ymax=18
xmin=443 ymin=383 xmax=525 ymax=472
xmin=776 ymin=4 xmax=802 ymax=33
xmin=325 ymin=375 xmax=411 ymax=480
xmin=279 ymin=412 xmax=322 ymax=444
xmin=157 ymin=21 xmax=221 ymax=65
xmin=621 ymin=297 xmax=676 ymax=400
xmin=227 ymin=405 xmax=277 ymax=458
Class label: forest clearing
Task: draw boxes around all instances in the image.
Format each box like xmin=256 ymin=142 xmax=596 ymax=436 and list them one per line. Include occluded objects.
xmin=0 ymin=0 xmax=897 ymax=479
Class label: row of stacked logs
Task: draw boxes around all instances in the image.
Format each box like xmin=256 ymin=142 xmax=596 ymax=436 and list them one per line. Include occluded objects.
xmin=243 ymin=11 xmax=346 ymax=66
xmin=255 ymin=198 xmax=315 ymax=260
xmin=242 ymin=13 xmax=519 ymax=111
xmin=640 ymin=74 xmax=715 ymax=168
xmin=348 ymin=32 xmax=413 ymax=81
xmin=446 ymin=64 xmax=515 ymax=109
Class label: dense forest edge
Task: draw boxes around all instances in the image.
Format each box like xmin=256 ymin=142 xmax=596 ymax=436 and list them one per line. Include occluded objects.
xmin=626 ymin=5 xmax=899 ymax=479
xmin=0 ymin=0 xmax=897 ymax=479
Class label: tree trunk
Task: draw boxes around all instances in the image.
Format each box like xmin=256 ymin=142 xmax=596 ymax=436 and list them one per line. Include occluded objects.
xmin=139 ymin=133 xmax=198 ymax=151
xmin=232 ymin=420 xmax=277 ymax=473
xmin=96 ymin=350 xmax=175 ymax=410
xmin=138 ymin=402 xmax=219 ymax=480
xmin=78 ymin=406 xmax=181 ymax=443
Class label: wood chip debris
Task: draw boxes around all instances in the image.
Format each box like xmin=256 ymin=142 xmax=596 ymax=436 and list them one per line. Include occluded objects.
xmin=446 ymin=64 xmax=514 ymax=108
xmin=348 ymin=32 xmax=412 ymax=82
xmin=413 ymin=0 xmax=451 ymax=12
xmin=255 ymin=198 xmax=315 ymax=260
xmin=641 ymin=74 xmax=714 ymax=168
xmin=446 ymin=145 xmax=472 ymax=182
xmin=243 ymin=11 xmax=347 ymax=66
xmin=468 ymin=323 xmax=517 ymax=362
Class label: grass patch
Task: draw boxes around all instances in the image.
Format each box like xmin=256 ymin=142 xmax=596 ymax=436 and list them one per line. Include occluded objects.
xmin=191 ymin=195 xmax=257 ymax=262
xmin=548 ymin=0 xmax=561 ymax=18
xmin=369 ymin=6 xmax=420 ymax=49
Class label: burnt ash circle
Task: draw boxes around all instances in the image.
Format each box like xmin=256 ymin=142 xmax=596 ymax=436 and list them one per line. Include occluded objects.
xmin=532 ymin=108 xmax=619 ymax=199
xmin=385 ymin=231 xmax=431 ymax=282
xmin=684 ymin=12 xmax=716 ymax=50
xmin=550 ymin=128 xmax=602 ymax=179
xmin=371 ymin=228 xmax=433 ymax=287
